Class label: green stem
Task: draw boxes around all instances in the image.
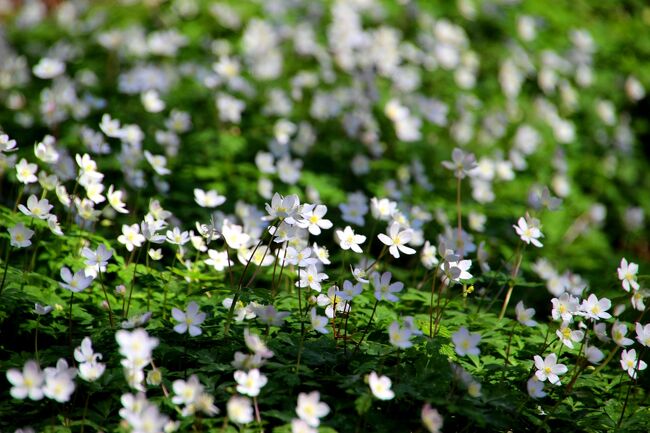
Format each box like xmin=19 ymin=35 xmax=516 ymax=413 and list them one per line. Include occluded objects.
xmin=162 ymin=249 xmax=179 ymax=321
xmin=68 ymin=291 xmax=74 ymax=356
xmin=98 ymin=269 xmax=115 ymax=329
xmin=428 ymin=267 xmax=439 ymax=337
xmin=353 ymin=299 xmax=379 ymax=355
xmin=456 ymin=175 xmax=463 ymax=250
xmin=498 ymin=245 xmax=524 ymax=321
xmin=0 ymin=245 xmax=11 ymax=296
xmin=125 ymin=247 xmax=143 ymax=317
xmin=224 ymin=223 xmax=276 ymax=335
xmin=504 ymin=321 xmax=518 ymax=366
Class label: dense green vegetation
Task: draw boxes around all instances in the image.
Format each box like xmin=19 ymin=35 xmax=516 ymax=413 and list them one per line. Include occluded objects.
xmin=0 ymin=0 xmax=649 ymax=432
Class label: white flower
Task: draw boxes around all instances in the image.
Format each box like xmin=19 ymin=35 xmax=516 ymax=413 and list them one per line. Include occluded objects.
xmin=368 ymin=371 xmax=395 ymax=400
xmin=15 ymin=158 xmax=38 ymax=184
xmin=60 ymin=267 xmax=94 ymax=293
xmin=336 ymin=226 xmax=366 ymax=253
xmin=141 ymin=89 xmax=165 ymax=113
xmin=244 ymin=328 xmax=274 ymax=359
xmin=620 ymin=349 xmax=647 ymax=379
xmin=0 ymin=133 xmax=17 ymax=152
xmin=227 ymin=396 xmax=254 ymax=425
xmin=18 ymin=195 xmax=53 ymax=220
xmin=297 ymin=264 xmax=328 ymax=292
xmin=297 ymin=204 xmax=333 ymax=236
xmin=194 ymin=188 xmax=226 ymax=208
xmin=107 ymin=185 xmax=129 ymax=214
xmin=526 ymin=376 xmax=546 ymax=399
xmin=636 ymin=322 xmax=650 ymax=347
xmin=205 ymin=249 xmax=232 ymax=272
xmin=310 ymin=308 xmax=328 ymax=334
xmin=222 ymin=221 xmax=250 ymax=249
xmin=579 ymin=294 xmax=612 ymax=321
xmin=612 ymin=322 xmax=634 ymax=347
xmin=516 ymin=301 xmax=537 ymax=327
xmin=166 ymin=227 xmax=190 ymax=246
xmin=617 ymin=258 xmax=639 ymax=292
xmin=585 ymin=346 xmax=605 ymax=364
xmin=296 ymin=391 xmax=329 ymax=427
xmin=118 ymin=224 xmax=145 ymax=252
xmin=388 ymin=321 xmax=413 ymax=349
xmin=115 ymin=328 xmax=159 ymax=370
xmin=421 ymin=241 xmax=439 ymax=269
xmin=8 ymin=222 xmax=35 ymax=248
xmin=513 ymin=216 xmax=543 ymax=247
xmin=144 ymin=150 xmax=171 ymax=176
xmin=265 ymin=193 xmax=302 ymax=224
xmin=377 ymin=221 xmax=416 ymax=258
xmin=556 ymin=322 xmax=584 ymax=349
xmin=172 ymin=375 xmax=203 ymax=407
xmin=82 ymin=244 xmax=113 ymax=269
xmin=372 ymin=271 xmax=403 ymax=302
xmin=234 ymin=368 xmax=267 ymax=397
xmin=421 ymin=403 xmax=444 ymax=433
xmin=551 ymin=293 xmax=579 ymax=322
xmin=43 ymin=359 xmax=76 ymax=403
xmin=440 ymin=257 xmax=473 ymax=284
xmin=172 ymin=301 xmax=206 ymax=336
xmin=6 ymin=360 xmax=45 ymax=400
xmin=370 ymin=197 xmax=397 ymax=221
xmin=33 ymin=57 xmax=65 ymax=79
xmin=452 ymin=327 xmax=481 ymax=356
xmin=534 ymin=353 xmax=567 ymax=385
xmin=291 ymin=418 xmax=317 ymax=433
xmin=335 ymin=280 xmax=363 ymax=302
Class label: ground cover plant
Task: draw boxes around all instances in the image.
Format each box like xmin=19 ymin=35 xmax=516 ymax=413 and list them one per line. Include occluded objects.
xmin=1 ymin=0 xmax=650 ymax=432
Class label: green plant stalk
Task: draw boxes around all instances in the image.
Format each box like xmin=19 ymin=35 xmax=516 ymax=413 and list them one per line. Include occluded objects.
xmin=35 ymin=317 xmax=40 ymax=365
xmin=353 ymin=299 xmax=379 ymax=355
xmin=295 ymin=329 xmax=307 ymax=373
xmin=456 ymin=175 xmax=463 ymax=250
xmin=253 ymin=396 xmax=262 ymax=432
xmin=162 ymin=248 xmax=179 ymax=321
xmin=364 ymin=244 xmax=388 ymax=274
xmin=125 ymin=246 xmax=143 ymax=317
xmin=498 ymin=244 xmax=524 ymax=321
xmin=593 ymin=346 xmax=620 ymax=375
xmin=68 ymin=292 xmax=74 ymax=354
xmin=616 ymin=346 xmax=647 ymax=430
xmin=80 ymin=391 xmax=91 ymax=433
xmin=504 ymin=321 xmax=518 ymax=366
xmin=364 ymin=218 xmax=379 ymax=255
xmin=28 ymin=228 xmax=40 ymax=273
xmin=224 ymin=223 xmax=276 ymax=335
xmin=428 ymin=267 xmax=439 ymax=337
xmin=98 ymin=269 xmax=115 ymax=329
xmin=535 ymin=337 xmax=587 ymax=433
xmin=12 ymin=185 xmax=23 ymax=213
xmin=297 ymin=267 xmax=305 ymax=336
xmin=0 ymin=244 xmax=11 ymax=296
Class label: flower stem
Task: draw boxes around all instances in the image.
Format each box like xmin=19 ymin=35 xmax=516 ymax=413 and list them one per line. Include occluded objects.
xmin=428 ymin=268 xmax=439 ymax=337
xmin=125 ymin=247 xmax=143 ymax=318
xmin=253 ymin=396 xmax=262 ymax=432
xmin=456 ymin=175 xmax=462 ymax=250
xmin=0 ymin=245 xmax=11 ymax=297
xmin=353 ymin=299 xmax=379 ymax=355
xmin=504 ymin=321 xmax=518 ymax=366
xmin=162 ymin=249 xmax=179 ymax=321
xmin=68 ymin=291 xmax=74 ymax=353
xmin=98 ymin=269 xmax=115 ymax=329
xmin=498 ymin=245 xmax=524 ymax=321
xmin=224 ymin=223 xmax=276 ymax=336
